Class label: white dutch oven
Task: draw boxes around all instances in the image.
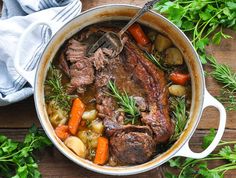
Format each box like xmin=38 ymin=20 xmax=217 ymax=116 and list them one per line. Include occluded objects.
xmin=14 ymin=4 xmax=226 ymax=176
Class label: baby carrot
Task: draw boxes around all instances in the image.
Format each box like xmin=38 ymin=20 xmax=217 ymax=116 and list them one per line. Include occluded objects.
xmin=170 ymin=72 xmax=190 ymax=85
xmin=94 ymin=137 xmax=109 ymax=165
xmin=68 ymin=98 xmax=85 ymax=135
xmin=55 ymin=125 xmax=70 ymax=141
xmin=128 ymin=23 xmax=150 ymax=46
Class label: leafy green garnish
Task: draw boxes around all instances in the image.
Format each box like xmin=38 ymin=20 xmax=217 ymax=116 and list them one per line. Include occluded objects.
xmin=169 ymin=96 xmax=189 ymax=143
xmin=154 ymin=0 xmax=236 ymax=64
xmin=145 ymin=51 xmax=169 ymax=71
xmin=166 ymin=129 xmax=236 ymax=177
xmin=0 ymin=125 xmax=52 ymax=178
xmin=107 ymin=80 xmax=140 ymax=124
xmin=207 ymin=56 xmax=236 ymax=110
xmin=45 ymin=65 xmax=72 ymax=112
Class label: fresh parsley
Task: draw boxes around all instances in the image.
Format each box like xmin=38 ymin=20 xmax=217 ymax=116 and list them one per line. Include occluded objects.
xmin=0 ymin=125 xmax=52 ymax=178
xmin=165 ymin=129 xmax=236 ymax=178
xmin=154 ymin=0 xmax=236 ymax=64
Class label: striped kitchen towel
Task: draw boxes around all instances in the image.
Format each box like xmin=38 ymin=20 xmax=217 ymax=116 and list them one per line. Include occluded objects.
xmin=0 ymin=0 xmax=82 ymax=106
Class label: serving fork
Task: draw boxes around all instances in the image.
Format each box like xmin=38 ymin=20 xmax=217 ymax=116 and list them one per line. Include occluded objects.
xmin=86 ymin=0 xmax=159 ymax=58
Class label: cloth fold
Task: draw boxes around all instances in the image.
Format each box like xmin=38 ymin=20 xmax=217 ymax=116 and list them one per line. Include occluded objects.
xmin=0 ymin=0 xmax=82 ymax=106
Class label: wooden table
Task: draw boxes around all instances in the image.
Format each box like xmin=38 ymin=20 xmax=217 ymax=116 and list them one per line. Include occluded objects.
xmin=0 ymin=0 xmax=236 ymax=177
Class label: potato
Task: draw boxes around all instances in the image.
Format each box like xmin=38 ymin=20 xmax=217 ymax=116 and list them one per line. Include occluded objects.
xmin=82 ymin=110 xmax=97 ymax=121
xmin=91 ymin=119 xmax=104 ymax=134
xmin=64 ymin=136 xmax=87 ymax=158
xmin=169 ymin=85 xmax=187 ymax=96
xmin=155 ymin=34 xmax=172 ymax=52
xmin=165 ymin=47 xmax=183 ymax=65
xmin=77 ymin=130 xmax=88 ymax=145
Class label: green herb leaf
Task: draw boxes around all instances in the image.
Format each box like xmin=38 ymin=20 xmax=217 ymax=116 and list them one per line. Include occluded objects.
xmin=202 ymin=128 xmax=216 ymax=149
xmin=107 ymin=80 xmax=140 ymax=124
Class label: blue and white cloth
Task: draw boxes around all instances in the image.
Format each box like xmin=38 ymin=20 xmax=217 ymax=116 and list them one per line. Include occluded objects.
xmin=0 ymin=0 xmax=82 ymax=106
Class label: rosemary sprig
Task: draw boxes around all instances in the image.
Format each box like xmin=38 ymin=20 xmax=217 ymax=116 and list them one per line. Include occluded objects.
xmin=207 ymin=56 xmax=236 ymax=111
xmin=208 ymin=56 xmax=236 ymax=92
xmin=169 ymin=96 xmax=189 ymax=143
xmin=107 ymin=80 xmax=140 ymax=125
xmin=45 ymin=65 xmax=72 ymax=112
xmin=145 ymin=51 xmax=169 ymax=71
xmin=217 ymin=89 xmax=236 ymax=111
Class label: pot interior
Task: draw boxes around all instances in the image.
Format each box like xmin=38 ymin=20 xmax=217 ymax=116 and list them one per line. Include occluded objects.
xmin=35 ymin=4 xmax=205 ymax=175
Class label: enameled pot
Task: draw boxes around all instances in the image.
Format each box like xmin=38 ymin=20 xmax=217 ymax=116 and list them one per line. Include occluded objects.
xmin=14 ymin=4 xmax=226 ymax=175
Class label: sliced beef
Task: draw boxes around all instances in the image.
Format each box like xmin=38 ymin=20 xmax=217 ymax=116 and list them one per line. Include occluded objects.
xmin=123 ymin=40 xmax=173 ymax=143
xmin=58 ymin=52 xmax=70 ymax=77
xmin=64 ymin=39 xmax=95 ymax=93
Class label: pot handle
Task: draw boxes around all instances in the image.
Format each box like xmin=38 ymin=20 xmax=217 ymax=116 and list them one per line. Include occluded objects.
xmin=174 ymin=89 xmax=226 ymax=159
xmin=14 ymin=22 xmax=52 ymax=88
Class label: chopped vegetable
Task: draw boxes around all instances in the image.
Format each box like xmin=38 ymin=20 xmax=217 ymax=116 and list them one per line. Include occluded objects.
xmin=91 ymin=119 xmax=104 ymax=134
xmin=170 ymin=72 xmax=190 ymax=85
xmin=128 ymin=23 xmax=150 ymax=46
xmin=82 ymin=110 xmax=97 ymax=121
xmin=108 ymin=80 xmax=140 ymax=125
xmin=169 ymin=85 xmax=186 ymax=96
xmin=47 ymin=100 xmax=68 ymax=127
xmin=155 ymin=34 xmax=172 ymax=52
xmin=55 ymin=125 xmax=70 ymax=141
xmin=68 ymin=98 xmax=85 ymax=135
xmin=94 ymin=137 xmax=109 ymax=165
xmin=64 ymin=136 xmax=87 ymax=158
xmin=165 ymin=47 xmax=183 ymax=65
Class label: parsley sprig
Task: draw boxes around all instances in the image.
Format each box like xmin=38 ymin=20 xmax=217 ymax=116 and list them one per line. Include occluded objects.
xmin=165 ymin=129 xmax=236 ymax=178
xmin=154 ymin=0 xmax=235 ymax=64
xmin=107 ymin=80 xmax=140 ymax=124
xmin=0 ymin=125 xmax=52 ymax=178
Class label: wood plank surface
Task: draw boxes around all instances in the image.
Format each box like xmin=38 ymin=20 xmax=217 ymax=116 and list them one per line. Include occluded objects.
xmin=0 ymin=0 xmax=235 ymax=177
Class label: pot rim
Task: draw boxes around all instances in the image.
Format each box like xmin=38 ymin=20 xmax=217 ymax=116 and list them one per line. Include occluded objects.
xmin=34 ymin=4 xmax=206 ymax=175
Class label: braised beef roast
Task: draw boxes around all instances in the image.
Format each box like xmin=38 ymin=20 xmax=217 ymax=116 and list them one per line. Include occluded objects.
xmin=58 ymin=26 xmax=174 ymax=165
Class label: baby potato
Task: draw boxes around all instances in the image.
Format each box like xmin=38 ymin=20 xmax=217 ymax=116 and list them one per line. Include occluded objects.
xmin=82 ymin=110 xmax=97 ymax=121
xmin=165 ymin=47 xmax=183 ymax=65
xmin=91 ymin=119 xmax=104 ymax=134
xmin=64 ymin=136 xmax=87 ymax=158
xmin=169 ymin=85 xmax=187 ymax=96
xmin=77 ymin=130 xmax=88 ymax=145
xmin=155 ymin=34 xmax=172 ymax=52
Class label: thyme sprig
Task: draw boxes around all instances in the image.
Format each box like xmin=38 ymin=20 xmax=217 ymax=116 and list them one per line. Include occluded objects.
xmin=107 ymin=80 xmax=140 ymax=125
xmin=145 ymin=51 xmax=169 ymax=71
xmin=45 ymin=65 xmax=72 ymax=112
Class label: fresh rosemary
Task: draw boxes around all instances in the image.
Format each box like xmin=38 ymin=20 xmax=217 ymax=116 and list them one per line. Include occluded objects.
xmin=107 ymin=80 xmax=140 ymax=125
xmin=169 ymin=96 xmax=189 ymax=143
xmin=45 ymin=65 xmax=72 ymax=112
xmin=145 ymin=51 xmax=169 ymax=71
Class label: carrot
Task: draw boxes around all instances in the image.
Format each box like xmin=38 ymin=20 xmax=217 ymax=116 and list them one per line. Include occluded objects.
xmin=94 ymin=137 xmax=109 ymax=165
xmin=128 ymin=23 xmax=150 ymax=46
xmin=55 ymin=125 xmax=70 ymax=141
xmin=170 ymin=72 xmax=190 ymax=85
xmin=68 ymin=98 xmax=85 ymax=135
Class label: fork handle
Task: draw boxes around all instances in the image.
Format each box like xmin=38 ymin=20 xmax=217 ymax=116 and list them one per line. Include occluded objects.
xmin=118 ymin=0 xmax=160 ymax=36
